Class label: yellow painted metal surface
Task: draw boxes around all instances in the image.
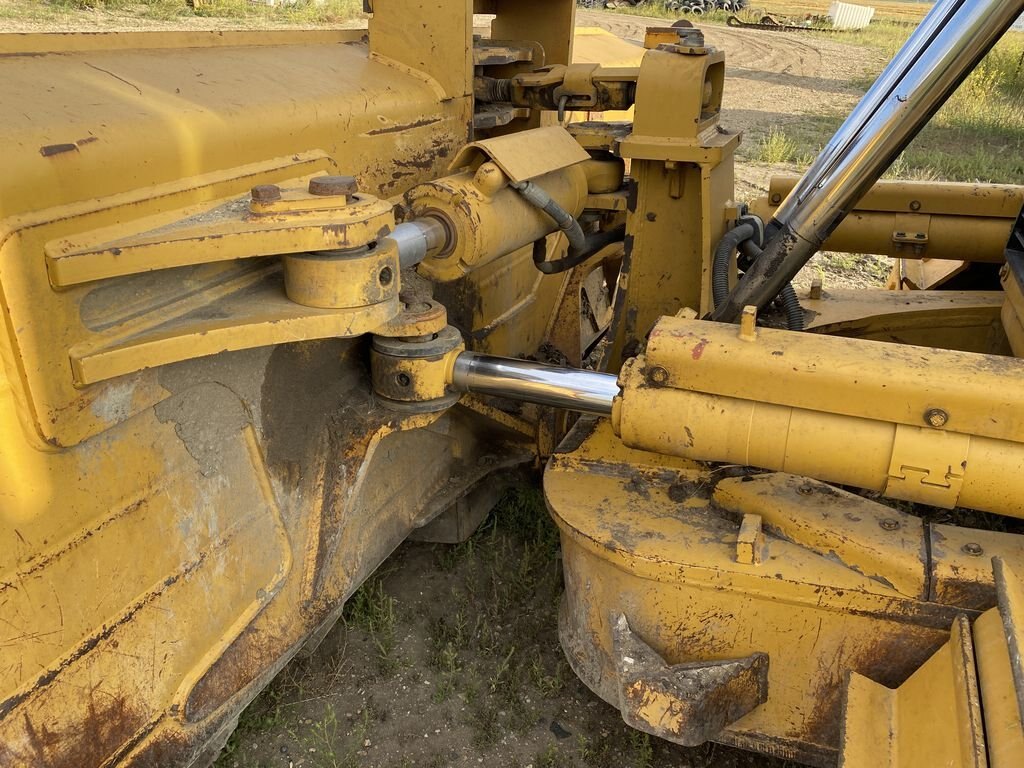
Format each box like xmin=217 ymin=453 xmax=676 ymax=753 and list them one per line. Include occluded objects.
xmin=1002 ymin=263 xmax=1024 ymax=356
xmin=0 ymin=6 xmax=586 ymax=765
xmin=752 ymin=177 xmax=1024 ymax=264
xmin=841 ymin=615 xmax=986 ymax=768
xmin=612 ymin=315 xmax=1024 ymax=516
xmin=603 ymin=41 xmax=737 ymax=365
xmin=411 ymin=132 xmax=592 ymax=281
xmin=974 ymin=608 xmax=1024 ymax=767
xmin=801 ymin=288 xmax=1009 ymax=355
xmin=46 ymin=177 xmax=397 ymax=287
xmin=716 ymin=474 xmax=927 ymax=598
xmin=3 ymin=1 xmax=1023 ymax=765
xmin=545 ymin=419 xmax=1012 ymax=766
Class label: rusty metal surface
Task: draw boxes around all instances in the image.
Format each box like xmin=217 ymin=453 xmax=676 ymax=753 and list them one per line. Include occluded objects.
xmin=612 ymin=614 xmax=769 ymax=747
xmin=546 ymin=418 xmax=995 ymax=766
xmin=0 ymin=10 xmax=582 ymax=767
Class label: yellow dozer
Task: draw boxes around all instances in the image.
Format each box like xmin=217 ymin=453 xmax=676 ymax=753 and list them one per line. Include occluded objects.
xmin=1 ymin=1 xmax=1023 ymax=766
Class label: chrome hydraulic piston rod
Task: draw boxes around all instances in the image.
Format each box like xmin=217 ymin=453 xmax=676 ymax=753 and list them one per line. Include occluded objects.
xmin=712 ymin=0 xmax=1024 ymax=323
xmin=450 ymin=352 xmax=619 ymax=415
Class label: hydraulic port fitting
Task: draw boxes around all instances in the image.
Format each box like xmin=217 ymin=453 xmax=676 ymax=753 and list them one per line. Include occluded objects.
xmin=406 ymin=161 xmax=590 ymax=282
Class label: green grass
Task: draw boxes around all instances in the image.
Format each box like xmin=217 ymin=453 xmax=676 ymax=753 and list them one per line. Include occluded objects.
xmin=749 ymin=126 xmax=814 ymax=165
xmin=850 ymin=27 xmax=1024 ymax=182
xmin=343 ymin=574 xmax=401 ymax=677
xmin=751 ymin=108 xmax=1024 ymax=185
xmin=742 ymin=52 xmax=1024 ymax=183
xmin=28 ymin=0 xmax=363 ymax=23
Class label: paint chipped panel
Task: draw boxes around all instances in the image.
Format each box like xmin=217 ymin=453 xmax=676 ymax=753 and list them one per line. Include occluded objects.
xmin=0 ymin=384 xmax=288 ymax=767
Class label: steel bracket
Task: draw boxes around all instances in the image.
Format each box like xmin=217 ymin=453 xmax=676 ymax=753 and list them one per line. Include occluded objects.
xmin=612 ymin=613 xmax=769 ymax=747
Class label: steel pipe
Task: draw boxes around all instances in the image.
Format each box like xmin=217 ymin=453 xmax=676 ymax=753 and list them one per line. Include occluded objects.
xmin=713 ymin=0 xmax=1024 ymax=322
xmin=450 ymin=352 xmax=619 ymax=415
xmin=773 ymin=0 xmax=962 ymax=225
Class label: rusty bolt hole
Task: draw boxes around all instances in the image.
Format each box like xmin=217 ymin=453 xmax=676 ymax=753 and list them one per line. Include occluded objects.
xmin=396 ymin=372 xmax=411 ymax=388
xmin=379 ymin=266 xmax=394 ymax=286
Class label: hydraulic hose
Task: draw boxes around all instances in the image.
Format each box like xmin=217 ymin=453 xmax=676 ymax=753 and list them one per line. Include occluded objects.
xmin=532 ymin=225 xmax=626 ymax=275
xmin=712 ymin=225 xmax=804 ymax=331
xmin=712 ymin=223 xmax=755 ymax=308
xmin=712 ymin=0 xmax=1024 ymax=322
xmin=778 ymin=283 xmax=805 ymax=332
xmin=511 ymin=180 xmax=587 ymax=254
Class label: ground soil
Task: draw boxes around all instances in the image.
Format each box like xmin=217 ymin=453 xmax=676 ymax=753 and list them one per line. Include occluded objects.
xmin=216 ymin=490 xmax=795 ymax=768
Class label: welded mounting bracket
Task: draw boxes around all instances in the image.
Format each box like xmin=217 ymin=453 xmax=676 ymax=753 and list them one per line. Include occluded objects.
xmin=611 ymin=614 xmax=769 ymax=746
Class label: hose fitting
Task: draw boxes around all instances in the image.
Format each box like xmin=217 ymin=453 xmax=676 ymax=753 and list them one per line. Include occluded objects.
xmin=511 ymin=180 xmax=587 ymax=254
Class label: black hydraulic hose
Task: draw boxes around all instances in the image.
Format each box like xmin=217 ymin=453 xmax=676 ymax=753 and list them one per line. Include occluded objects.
xmin=511 ymin=180 xmax=587 ymax=254
xmin=712 ymin=223 xmax=755 ymax=309
xmin=713 ymin=225 xmax=804 ymax=331
xmin=778 ymin=283 xmax=805 ymax=332
xmin=532 ymin=225 xmax=626 ymax=274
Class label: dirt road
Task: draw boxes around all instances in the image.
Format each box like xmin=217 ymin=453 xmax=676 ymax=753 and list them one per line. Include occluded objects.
xmin=577 ymin=8 xmax=883 ymax=139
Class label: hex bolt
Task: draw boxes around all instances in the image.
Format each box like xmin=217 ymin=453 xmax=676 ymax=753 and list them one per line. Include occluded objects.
xmin=879 ymin=518 xmax=900 ymax=531
xmin=308 ymin=175 xmax=359 ymax=200
xmin=962 ymin=542 xmax=984 ymax=557
xmin=924 ymin=408 xmax=949 ymax=428
xmin=910 ymin=200 xmax=922 ymax=211
xmin=250 ymin=184 xmax=281 ymax=203
xmin=378 ymin=266 xmax=394 ymax=286
xmin=646 ymin=366 xmax=670 ymax=386
xmin=797 ymin=483 xmax=814 ymax=496
xmin=396 ymin=372 xmax=411 ymax=387
xmin=770 ymin=193 xmax=782 ymax=204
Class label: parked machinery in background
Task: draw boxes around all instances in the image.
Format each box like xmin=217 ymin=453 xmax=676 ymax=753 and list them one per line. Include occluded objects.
xmin=1 ymin=1 xmax=1022 ymax=767
xmin=596 ymin=0 xmax=749 ymax=12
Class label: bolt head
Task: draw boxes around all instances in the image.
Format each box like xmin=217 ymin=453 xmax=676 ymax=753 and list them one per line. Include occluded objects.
xmin=770 ymin=193 xmax=782 ymax=204
xmin=647 ymin=366 xmax=670 ymax=386
xmin=910 ymin=200 xmax=922 ymax=211
xmin=962 ymin=542 xmax=984 ymax=557
xmin=924 ymin=408 xmax=949 ymax=428
xmin=797 ymin=483 xmax=814 ymax=496
xmin=250 ymin=184 xmax=281 ymax=203
xmin=308 ymin=175 xmax=359 ymax=198
xmin=879 ymin=518 xmax=900 ymax=531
